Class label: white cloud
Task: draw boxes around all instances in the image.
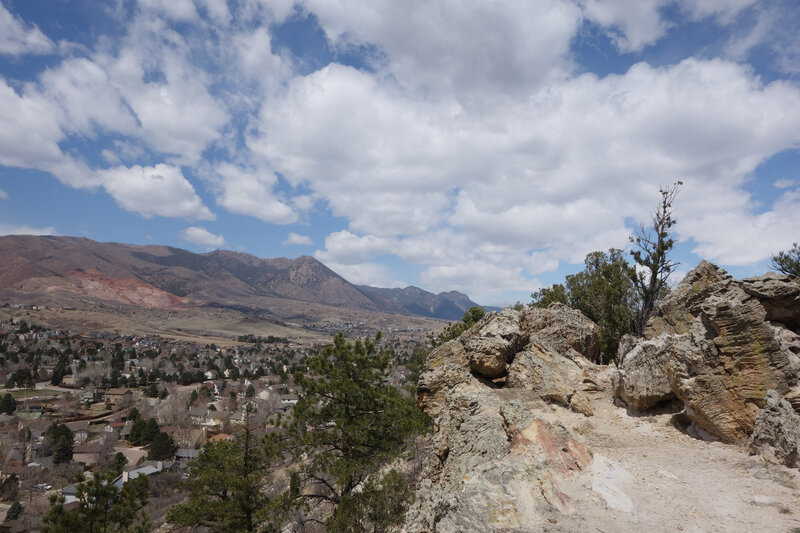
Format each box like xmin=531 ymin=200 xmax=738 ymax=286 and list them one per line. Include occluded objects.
xmin=319 ymin=261 xmax=404 ymax=288
xmin=196 ymin=0 xmax=231 ymax=25
xmin=579 ymin=0 xmax=670 ymax=52
xmin=315 ymin=230 xmax=395 ymax=264
xmin=677 ymin=0 xmax=757 ymax=22
xmin=0 ymin=188 xmax=7 ymax=199
xmin=278 ymin=55 xmax=800 ymax=297
xmin=212 ymin=163 xmax=296 ymax=224
xmin=725 ymin=1 xmax=800 ymax=75
xmin=99 ymin=164 xmax=215 ymax=220
xmin=0 ymin=223 xmax=55 ymax=236
xmin=306 ymin=0 xmax=581 ymax=108
xmin=111 ymin=50 xmax=228 ymax=163
xmin=137 ymin=0 xmax=198 ymax=22
xmin=580 ymin=0 xmax=756 ymax=53
xmin=38 ymin=57 xmax=138 ymax=136
xmin=0 ymin=2 xmax=53 ymax=56
xmin=0 ymin=78 xmax=64 ymax=169
xmin=774 ymin=178 xmax=796 ymax=189
xmin=684 ymin=187 xmax=800 ymax=265
xmin=283 ymin=232 xmax=313 ymax=246
xmin=180 ymin=226 xmax=225 ymax=248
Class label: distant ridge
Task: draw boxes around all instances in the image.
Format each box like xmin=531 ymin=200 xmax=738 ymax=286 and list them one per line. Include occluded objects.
xmin=0 ymin=235 xmax=487 ymax=320
xmin=356 ymin=285 xmax=485 ymax=321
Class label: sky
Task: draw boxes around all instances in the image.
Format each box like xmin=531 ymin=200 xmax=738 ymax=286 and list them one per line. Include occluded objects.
xmin=0 ymin=0 xmax=799 ymax=306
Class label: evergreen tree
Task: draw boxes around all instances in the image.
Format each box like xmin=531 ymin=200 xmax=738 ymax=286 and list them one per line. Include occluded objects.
xmin=770 ymin=242 xmax=800 ymax=277
xmin=566 ymin=250 xmax=637 ymax=363
xmin=530 ymin=249 xmax=637 ymax=364
xmin=42 ymin=473 xmax=149 ymax=533
xmin=0 ymin=393 xmax=16 ymax=415
xmin=432 ymin=306 xmax=485 ymax=346
xmin=286 ymin=332 xmax=425 ymax=530
xmin=167 ymin=404 xmax=275 ymax=532
xmin=530 ymin=284 xmax=569 ymax=308
xmin=630 ymin=182 xmax=681 ymax=335
xmin=147 ymin=432 xmax=176 ymax=461
xmin=4 ymin=501 xmax=22 ymax=521
xmin=45 ymin=424 xmax=74 ymax=464
xmin=245 ymin=384 xmax=255 ymax=398
xmin=110 ymin=452 xmax=128 ymax=476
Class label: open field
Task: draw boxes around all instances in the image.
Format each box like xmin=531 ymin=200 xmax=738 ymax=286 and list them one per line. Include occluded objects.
xmin=0 ymin=297 xmax=446 ymax=346
xmin=8 ymin=388 xmax=61 ymax=399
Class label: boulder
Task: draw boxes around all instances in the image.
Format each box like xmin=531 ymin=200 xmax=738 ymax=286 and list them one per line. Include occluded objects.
xmin=645 ymin=260 xmax=733 ymax=338
xmin=616 ymin=261 xmax=800 ymax=443
xmin=522 ymin=303 xmax=601 ymax=363
xmin=612 ymin=335 xmax=677 ymax=411
xmin=748 ymin=390 xmax=800 ymax=468
xmin=741 ymin=273 xmax=800 ymax=330
xmin=668 ymin=295 xmax=795 ymax=443
xmin=461 ymin=309 xmax=526 ymax=379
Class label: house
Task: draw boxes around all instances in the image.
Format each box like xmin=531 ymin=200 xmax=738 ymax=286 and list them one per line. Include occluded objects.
xmin=82 ymin=390 xmax=102 ymax=404
xmin=104 ymin=388 xmax=132 ymax=406
xmin=73 ymin=443 xmax=103 ymax=467
xmin=176 ymin=448 xmax=200 ymax=461
xmin=203 ymin=411 xmax=226 ymax=430
xmin=188 ymin=406 xmax=207 ymax=424
xmin=65 ymin=421 xmax=90 ymax=444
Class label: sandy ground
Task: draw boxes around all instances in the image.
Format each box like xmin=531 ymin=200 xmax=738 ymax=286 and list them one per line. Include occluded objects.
xmin=533 ymin=372 xmax=800 ymax=533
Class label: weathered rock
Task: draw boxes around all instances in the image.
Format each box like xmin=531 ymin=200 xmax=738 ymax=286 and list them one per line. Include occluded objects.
xmin=645 ymin=260 xmax=733 ymax=338
xmin=569 ymin=392 xmax=594 ymax=417
xmin=741 ymin=273 xmax=800 ymax=330
xmin=506 ymin=338 xmax=582 ymax=404
xmin=619 ymin=261 xmax=799 ymax=443
xmin=612 ymin=335 xmax=677 ymax=411
xmin=409 ymin=307 xmax=598 ymax=532
xmin=523 ymin=303 xmax=601 ymax=363
xmin=617 ymin=333 xmax=639 ymax=363
xmin=668 ymin=295 xmax=795 ymax=443
xmin=461 ymin=309 xmax=526 ymax=379
xmin=783 ymin=387 xmax=800 ymax=415
xmin=748 ymin=390 xmax=800 ymax=468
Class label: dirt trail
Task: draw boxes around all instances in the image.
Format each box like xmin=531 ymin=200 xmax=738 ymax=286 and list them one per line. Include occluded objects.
xmin=534 ymin=372 xmax=800 ymax=533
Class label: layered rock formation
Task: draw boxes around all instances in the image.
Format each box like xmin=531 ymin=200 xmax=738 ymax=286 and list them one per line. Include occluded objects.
xmin=614 ymin=261 xmax=800 ymax=444
xmin=409 ymin=306 xmax=600 ymax=532
xmin=748 ymin=390 xmax=800 ymax=468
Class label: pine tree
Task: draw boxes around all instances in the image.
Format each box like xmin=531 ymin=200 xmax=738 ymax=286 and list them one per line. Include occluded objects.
xmin=167 ymin=404 xmax=274 ymax=532
xmin=286 ymin=332 xmax=426 ymax=530
xmin=770 ymin=243 xmax=800 ymax=276
xmin=630 ymin=182 xmax=681 ymax=335
xmin=147 ymin=432 xmax=176 ymax=461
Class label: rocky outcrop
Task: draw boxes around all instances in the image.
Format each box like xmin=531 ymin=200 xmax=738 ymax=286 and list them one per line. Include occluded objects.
xmin=614 ymin=261 xmax=800 ymax=444
xmin=748 ymin=390 xmax=800 ymax=468
xmin=410 ymin=306 xmax=600 ymax=532
xmin=522 ymin=302 xmax=601 ymax=364
xmin=613 ymin=335 xmax=677 ymax=411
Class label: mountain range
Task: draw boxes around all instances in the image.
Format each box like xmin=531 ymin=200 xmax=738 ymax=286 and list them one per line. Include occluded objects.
xmin=0 ymin=235 xmax=485 ymax=321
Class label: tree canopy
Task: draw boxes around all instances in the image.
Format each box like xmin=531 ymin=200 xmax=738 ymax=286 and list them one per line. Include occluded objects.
xmin=283 ymin=332 xmax=426 ymax=530
xmin=771 ymin=242 xmax=800 ymax=277
xmin=629 ymin=181 xmax=681 ymax=335
xmin=42 ymin=473 xmax=149 ymax=533
xmin=432 ymin=306 xmax=485 ymax=346
xmin=167 ymin=405 xmax=273 ymax=533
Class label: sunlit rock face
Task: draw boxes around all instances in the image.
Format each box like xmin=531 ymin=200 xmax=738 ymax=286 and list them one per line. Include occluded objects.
xmin=615 ymin=261 xmax=800 ymax=444
xmin=410 ymin=306 xmax=600 ymax=532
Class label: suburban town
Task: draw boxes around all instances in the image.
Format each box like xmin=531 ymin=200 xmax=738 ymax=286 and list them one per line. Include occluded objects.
xmin=0 ymin=305 xmax=423 ymax=531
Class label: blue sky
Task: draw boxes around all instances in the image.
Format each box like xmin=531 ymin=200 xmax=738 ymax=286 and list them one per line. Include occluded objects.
xmin=1 ymin=0 xmax=799 ymax=305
